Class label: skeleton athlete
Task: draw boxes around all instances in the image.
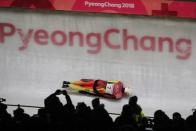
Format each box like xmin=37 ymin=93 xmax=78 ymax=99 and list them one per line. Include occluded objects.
xmin=62 ymin=79 xmax=130 ymax=99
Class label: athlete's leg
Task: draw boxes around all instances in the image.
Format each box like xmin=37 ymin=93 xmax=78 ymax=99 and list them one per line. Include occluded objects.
xmin=69 ymin=80 xmax=95 ymax=86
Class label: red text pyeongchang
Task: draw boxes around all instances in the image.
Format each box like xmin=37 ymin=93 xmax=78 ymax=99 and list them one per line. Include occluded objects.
xmin=0 ymin=22 xmax=192 ymax=60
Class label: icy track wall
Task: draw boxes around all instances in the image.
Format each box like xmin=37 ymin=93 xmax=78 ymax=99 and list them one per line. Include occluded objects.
xmin=0 ymin=8 xmax=196 ymax=118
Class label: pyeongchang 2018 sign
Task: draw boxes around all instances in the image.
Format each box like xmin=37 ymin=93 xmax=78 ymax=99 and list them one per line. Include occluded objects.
xmin=0 ymin=22 xmax=192 ymax=60
xmin=0 ymin=0 xmax=196 ymax=19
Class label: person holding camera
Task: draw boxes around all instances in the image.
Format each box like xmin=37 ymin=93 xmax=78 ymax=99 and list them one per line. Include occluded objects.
xmin=44 ymin=90 xmax=75 ymax=123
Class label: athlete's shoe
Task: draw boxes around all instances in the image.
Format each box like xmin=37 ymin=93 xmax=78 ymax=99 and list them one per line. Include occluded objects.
xmin=62 ymin=81 xmax=70 ymax=88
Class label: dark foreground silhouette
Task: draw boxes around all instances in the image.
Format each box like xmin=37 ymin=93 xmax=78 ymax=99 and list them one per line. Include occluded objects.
xmin=0 ymin=90 xmax=196 ymax=131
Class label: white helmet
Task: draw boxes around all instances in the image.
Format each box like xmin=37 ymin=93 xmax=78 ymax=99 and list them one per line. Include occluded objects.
xmin=124 ymin=87 xmax=131 ymax=96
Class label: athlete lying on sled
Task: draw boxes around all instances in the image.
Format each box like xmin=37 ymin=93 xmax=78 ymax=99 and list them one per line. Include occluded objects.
xmin=62 ymin=79 xmax=130 ymax=99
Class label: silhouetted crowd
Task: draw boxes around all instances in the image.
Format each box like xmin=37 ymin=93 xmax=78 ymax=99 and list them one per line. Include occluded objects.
xmin=0 ymin=90 xmax=196 ymax=131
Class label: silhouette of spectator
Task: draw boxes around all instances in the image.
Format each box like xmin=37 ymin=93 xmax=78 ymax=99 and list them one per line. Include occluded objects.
xmin=37 ymin=108 xmax=49 ymax=123
xmin=13 ymin=105 xmax=30 ymax=120
xmin=90 ymin=98 xmax=113 ymax=131
xmin=115 ymin=105 xmax=138 ymax=131
xmin=30 ymin=108 xmax=50 ymax=131
xmin=61 ymin=90 xmax=76 ymax=131
xmin=153 ymin=110 xmax=172 ymax=131
xmin=0 ymin=102 xmax=12 ymax=130
xmin=62 ymin=89 xmax=75 ymax=114
xmin=44 ymin=90 xmax=64 ymax=122
xmin=13 ymin=105 xmax=30 ymax=131
xmin=44 ymin=89 xmax=76 ymax=131
xmin=75 ymin=102 xmax=92 ymax=131
xmin=172 ymin=112 xmax=185 ymax=131
xmin=128 ymin=96 xmax=144 ymax=127
xmin=186 ymin=110 xmax=196 ymax=131
xmin=0 ymin=102 xmax=12 ymax=120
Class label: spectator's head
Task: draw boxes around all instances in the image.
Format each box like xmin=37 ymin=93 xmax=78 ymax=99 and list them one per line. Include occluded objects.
xmin=13 ymin=107 xmax=24 ymax=117
xmin=154 ymin=110 xmax=165 ymax=119
xmin=92 ymin=98 xmax=100 ymax=109
xmin=129 ymin=95 xmax=138 ymax=105
xmin=46 ymin=95 xmax=60 ymax=105
xmin=76 ymin=102 xmax=87 ymax=113
xmin=173 ymin=112 xmax=181 ymax=120
xmin=44 ymin=94 xmax=63 ymax=111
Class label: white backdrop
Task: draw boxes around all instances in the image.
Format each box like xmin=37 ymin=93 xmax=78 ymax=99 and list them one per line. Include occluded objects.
xmin=0 ymin=9 xmax=196 ymax=118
